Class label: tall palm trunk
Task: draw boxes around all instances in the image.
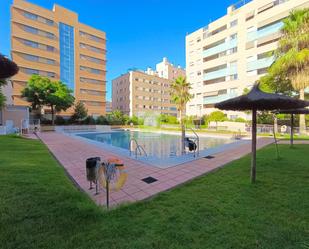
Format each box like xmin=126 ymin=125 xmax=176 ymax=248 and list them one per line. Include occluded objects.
xmin=180 ymin=109 xmax=186 ymax=154
xmin=299 ymin=89 xmax=306 ymax=135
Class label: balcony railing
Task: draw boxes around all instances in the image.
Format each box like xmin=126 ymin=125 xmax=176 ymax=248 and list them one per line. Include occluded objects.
xmin=204 ymin=65 xmax=237 ymax=81
xmin=203 ymin=91 xmax=238 ymax=105
xmin=247 ymin=21 xmax=283 ymax=41
xmin=203 ymin=39 xmax=237 ymax=58
xmin=247 ymin=56 xmax=275 ymax=71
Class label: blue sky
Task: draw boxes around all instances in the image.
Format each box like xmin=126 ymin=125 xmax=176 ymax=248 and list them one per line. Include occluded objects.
xmin=0 ymin=0 xmax=234 ymax=101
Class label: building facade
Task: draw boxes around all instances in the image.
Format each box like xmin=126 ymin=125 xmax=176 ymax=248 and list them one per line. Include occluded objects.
xmin=11 ymin=0 xmax=107 ymax=116
xmin=186 ymin=0 xmax=309 ymax=119
xmin=112 ymin=58 xmax=185 ymax=117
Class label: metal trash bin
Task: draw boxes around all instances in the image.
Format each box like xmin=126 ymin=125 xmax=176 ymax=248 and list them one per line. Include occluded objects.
xmin=86 ymin=157 xmax=100 ymax=193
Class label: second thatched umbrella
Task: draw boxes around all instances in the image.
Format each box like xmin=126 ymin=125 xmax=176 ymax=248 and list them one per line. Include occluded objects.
xmin=215 ymin=84 xmax=309 ymax=183
xmin=275 ymin=108 xmax=309 ymax=147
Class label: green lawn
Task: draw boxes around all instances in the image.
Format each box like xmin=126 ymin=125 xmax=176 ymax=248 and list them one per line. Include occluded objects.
xmin=0 ymin=136 xmax=308 ymax=249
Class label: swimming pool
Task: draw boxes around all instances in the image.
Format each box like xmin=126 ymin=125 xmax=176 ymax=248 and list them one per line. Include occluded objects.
xmin=75 ymin=130 xmax=248 ymax=168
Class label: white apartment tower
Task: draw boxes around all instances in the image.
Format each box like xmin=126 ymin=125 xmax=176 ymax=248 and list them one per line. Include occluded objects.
xmin=186 ymin=0 xmax=309 ymax=119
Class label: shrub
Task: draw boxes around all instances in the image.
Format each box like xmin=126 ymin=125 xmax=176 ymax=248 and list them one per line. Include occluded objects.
xmin=126 ymin=115 xmax=142 ymax=125
xmin=55 ymin=116 xmax=66 ymax=125
xmin=257 ymin=111 xmax=273 ymax=124
xmin=71 ymin=101 xmax=88 ymax=123
xmin=96 ymin=115 xmax=109 ymax=125
xmin=234 ymin=117 xmax=246 ymax=123
xmin=205 ymin=111 xmax=228 ymax=125
xmin=158 ymin=114 xmax=178 ymax=124
xmin=83 ymin=116 xmax=96 ymax=125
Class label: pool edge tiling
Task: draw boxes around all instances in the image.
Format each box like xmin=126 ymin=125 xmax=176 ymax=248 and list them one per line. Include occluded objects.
xmin=37 ymin=132 xmax=274 ymax=207
xmin=71 ymin=130 xmax=249 ymax=168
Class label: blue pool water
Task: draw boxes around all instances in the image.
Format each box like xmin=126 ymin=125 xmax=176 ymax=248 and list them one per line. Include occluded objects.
xmin=76 ymin=131 xmax=237 ymax=162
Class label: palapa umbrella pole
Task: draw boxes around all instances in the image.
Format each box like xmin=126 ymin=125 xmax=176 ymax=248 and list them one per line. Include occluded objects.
xmin=251 ymin=109 xmax=257 ymax=184
xmin=290 ymin=114 xmax=294 ymax=148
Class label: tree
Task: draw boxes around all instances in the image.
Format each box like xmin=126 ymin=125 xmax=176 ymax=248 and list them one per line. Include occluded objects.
xmin=171 ymin=76 xmax=192 ymax=154
xmin=0 ymin=54 xmax=19 ymax=108
xmin=71 ymin=101 xmax=88 ymax=123
xmin=267 ymin=9 xmax=309 ymax=134
xmin=107 ymin=110 xmax=126 ymax=125
xmin=22 ymin=75 xmax=74 ymax=125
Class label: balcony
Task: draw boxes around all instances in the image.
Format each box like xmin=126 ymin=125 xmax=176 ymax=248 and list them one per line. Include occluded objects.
xmin=247 ymin=56 xmax=275 ymax=71
xmin=204 ymin=65 xmax=237 ymax=81
xmin=203 ymin=38 xmax=237 ymax=58
xmin=247 ymin=22 xmax=283 ymax=41
xmin=203 ymin=91 xmax=238 ymax=105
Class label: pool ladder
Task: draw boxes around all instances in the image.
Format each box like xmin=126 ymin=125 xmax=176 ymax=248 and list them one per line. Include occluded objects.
xmin=187 ymin=128 xmax=200 ymax=157
xmin=129 ymin=138 xmax=148 ymax=159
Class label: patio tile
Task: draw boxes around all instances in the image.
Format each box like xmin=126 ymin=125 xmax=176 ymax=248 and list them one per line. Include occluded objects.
xmin=37 ymin=132 xmax=274 ymax=207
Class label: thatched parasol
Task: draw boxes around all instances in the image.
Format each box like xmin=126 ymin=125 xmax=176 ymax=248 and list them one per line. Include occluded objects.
xmin=0 ymin=54 xmax=19 ymax=79
xmin=215 ymin=84 xmax=309 ymax=183
xmin=275 ymin=108 xmax=309 ymax=147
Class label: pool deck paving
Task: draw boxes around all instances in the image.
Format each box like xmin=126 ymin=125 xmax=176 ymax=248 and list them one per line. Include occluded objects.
xmin=37 ymin=132 xmax=274 ymax=207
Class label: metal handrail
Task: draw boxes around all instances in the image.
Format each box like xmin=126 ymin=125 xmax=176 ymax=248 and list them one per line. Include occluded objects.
xmin=129 ymin=138 xmax=148 ymax=158
xmin=188 ymin=128 xmax=200 ymax=157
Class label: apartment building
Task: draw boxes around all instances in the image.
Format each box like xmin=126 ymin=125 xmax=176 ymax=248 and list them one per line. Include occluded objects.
xmin=11 ymin=0 xmax=106 ymax=116
xmin=112 ymin=58 xmax=185 ymax=117
xmin=186 ymin=0 xmax=309 ymax=119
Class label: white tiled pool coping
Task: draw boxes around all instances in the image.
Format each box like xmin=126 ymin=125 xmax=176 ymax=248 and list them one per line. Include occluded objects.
xmin=66 ymin=129 xmax=250 ymax=168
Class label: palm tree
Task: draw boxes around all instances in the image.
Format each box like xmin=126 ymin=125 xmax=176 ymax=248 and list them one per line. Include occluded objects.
xmin=268 ymin=9 xmax=309 ymax=134
xmin=171 ymin=76 xmax=192 ymax=154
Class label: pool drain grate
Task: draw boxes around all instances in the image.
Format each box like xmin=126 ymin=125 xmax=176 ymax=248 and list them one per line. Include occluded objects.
xmin=142 ymin=177 xmax=158 ymax=184
xmin=204 ymin=155 xmax=215 ymax=159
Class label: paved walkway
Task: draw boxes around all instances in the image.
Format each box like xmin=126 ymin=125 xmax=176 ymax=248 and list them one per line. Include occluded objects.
xmin=37 ymin=132 xmax=274 ymax=207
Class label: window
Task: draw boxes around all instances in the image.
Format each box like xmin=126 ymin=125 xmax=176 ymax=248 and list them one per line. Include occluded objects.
xmin=45 ymin=19 xmax=54 ymax=26
xmin=230 ymin=19 xmax=238 ymax=27
xmin=257 ymin=68 xmax=268 ymax=75
xmin=230 ymin=74 xmax=238 ymax=80
xmin=80 ymin=77 xmax=104 ymax=84
xmin=210 ymin=25 xmax=227 ymax=36
xmin=22 ymin=68 xmax=39 ymax=75
xmin=23 ymin=25 xmax=38 ymax=34
xmin=246 ymin=11 xmax=255 ymax=21
xmin=80 ymin=43 xmax=104 ymax=53
xmin=80 ymin=89 xmax=103 ymax=96
xmin=47 ymin=72 xmax=55 ymax=78
xmin=59 ymin=23 xmax=75 ymax=91
xmin=80 ymin=66 xmax=103 ymax=75
xmin=229 ymin=47 xmax=237 ymax=54
xmin=46 ymin=59 xmax=55 ymax=65
xmin=80 ymin=54 xmax=103 ymax=64
xmin=23 ymin=11 xmax=54 ymax=26
xmin=24 ymin=54 xmax=38 ymax=62
xmin=218 ymin=89 xmax=227 ymax=95
xmin=80 ymin=31 xmax=104 ymax=43
xmin=24 ymin=12 xmax=37 ymax=20
xmin=247 ymin=26 xmax=255 ymax=33
xmin=23 ymin=25 xmax=54 ymax=39
xmin=204 ymin=77 xmax=226 ymax=85
xmin=46 ymin=45 xmax=55 ymax=52
xmin=230 ymin=33 xmax=237 ymax=40
xmin=81 ymin=101 xmax=104 ymax=106
xmin=230 ymin=88 xmax=237 ymax=94
xmin=23 ymin=39 xmax=38 ymax=48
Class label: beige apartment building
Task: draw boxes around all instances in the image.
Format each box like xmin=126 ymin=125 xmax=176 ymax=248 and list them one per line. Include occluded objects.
xmin=11 ymin=0 xmax=107 ymax=116
xmin=186 ymin=0 xmax=309 ymax=119
xmin=112 ymin=58 xmax=185 ymax=117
